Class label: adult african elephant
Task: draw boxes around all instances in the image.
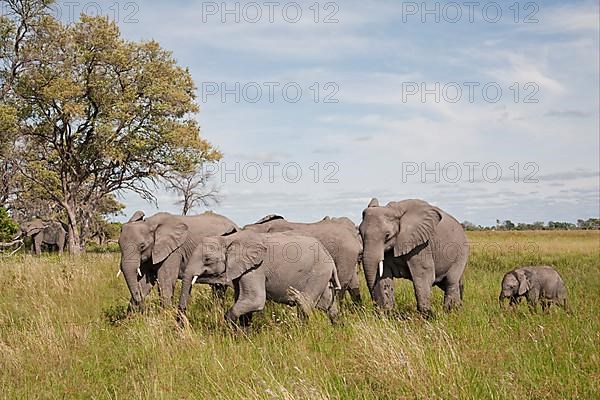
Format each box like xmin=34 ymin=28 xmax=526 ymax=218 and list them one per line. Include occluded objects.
xmin=244 ymin=214 xmax=363 ymax=305
xmin=359 ymin=198 xmax=469 ymax=317
xmin=19 ymin=219 xmax=67 ymax=255
xmin=179 ymin=230 xmax=340 ymax=326
xmin=118 ymin=210 xmax=238 ymax=309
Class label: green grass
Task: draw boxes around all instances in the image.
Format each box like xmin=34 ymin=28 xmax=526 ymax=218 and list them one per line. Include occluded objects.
xmin=1 ymin=231 xmax=599 ymax=399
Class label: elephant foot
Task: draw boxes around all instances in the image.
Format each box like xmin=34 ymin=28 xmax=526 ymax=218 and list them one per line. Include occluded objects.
xmin=417 ymin=307 xmax=434 ymax=320
xmin=224 ymin=309 xmax=238 ymax=326
xmin=443 ymin=297 xmax=462 ymax=312
xmin=176 ymin=309 xmax=192 ymax=329
xmin=127 ymin=300 xmax=145 ymax=314
xmin=327 ymin=302 xmax=340 ymax=325
xmin=348 ymin=287 xmax=362 ymax=306
xmin=374 ymin=278 xmax=395 ymax=310
xmin=239 ymin=313 xmax=253 ymax=327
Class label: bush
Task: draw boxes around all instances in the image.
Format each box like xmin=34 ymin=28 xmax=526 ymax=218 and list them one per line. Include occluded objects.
xmin=0 ymin=206 xmax=18 ymax=241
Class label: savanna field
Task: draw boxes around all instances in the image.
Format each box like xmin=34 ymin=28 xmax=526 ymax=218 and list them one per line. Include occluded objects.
xmin=1 ymin=231 xmax=598 ymax=399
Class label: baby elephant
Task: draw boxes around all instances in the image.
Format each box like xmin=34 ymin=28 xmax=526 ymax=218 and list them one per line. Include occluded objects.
xmin=499 ymin=266 xmax=568 ymax=311
xmin=178 ymin=231 xmax=340 ymax=326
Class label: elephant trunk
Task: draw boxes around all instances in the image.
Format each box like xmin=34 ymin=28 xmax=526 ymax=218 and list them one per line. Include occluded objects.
xmin=498 ymin=294 xmax=509 ymax=308
xmin=178 ymin=273 xmax=195 ymax=313
xmin=121 ymin=258 xmax=143 ymax=306
xmin=362 ymin=241 xmax=384 ymax=299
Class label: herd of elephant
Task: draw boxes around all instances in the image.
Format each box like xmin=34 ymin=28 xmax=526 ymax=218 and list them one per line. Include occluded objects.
xmin=116 ymin=198 xmax=473 ymax=325
xmin=116 ymin=198 xmax=568 ymax=326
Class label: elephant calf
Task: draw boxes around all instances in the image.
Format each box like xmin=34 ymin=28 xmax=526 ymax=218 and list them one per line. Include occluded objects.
xmin=499 ymin=266 xmax=568 ymax=311
xmin=178 ymin=231 xmax=340 ymax=326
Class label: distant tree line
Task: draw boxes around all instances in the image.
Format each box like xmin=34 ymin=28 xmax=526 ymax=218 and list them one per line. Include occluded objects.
xmin=461 ymin=218 xmax=600 ymax=231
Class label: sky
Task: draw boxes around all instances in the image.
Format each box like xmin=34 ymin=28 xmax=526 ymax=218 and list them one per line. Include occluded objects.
xmin=54 ymin=0 xmax=599 ymax=226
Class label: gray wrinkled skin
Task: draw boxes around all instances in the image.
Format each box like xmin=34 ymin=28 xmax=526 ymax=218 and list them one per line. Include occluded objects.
xmin=359 ymin=198 xmax=469 ymax=317
xmin=500 ymin=266 xmax=568 ymax=311
xmin=118 ymin=211 xmax=238 ymax=310
xmin=178 ymin=231 xmax=339 ymax=326
xmin=244 ymin=215 xmax=363 ymax=305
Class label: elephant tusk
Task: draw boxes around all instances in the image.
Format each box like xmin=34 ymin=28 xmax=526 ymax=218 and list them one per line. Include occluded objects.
xmin=379 ymin=260 xmax=384 ymax=277
xmin=191 ymin=276 xmax=198 ymax=285
xmin=116 ymin=270 xmax=122 ymax=278
xmin=137 ymin=268 xmax=142 ymax=277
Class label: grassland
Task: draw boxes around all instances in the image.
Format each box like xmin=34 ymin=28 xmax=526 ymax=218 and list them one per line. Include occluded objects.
xmin=1 ymin=231 xmax=599 ymax=399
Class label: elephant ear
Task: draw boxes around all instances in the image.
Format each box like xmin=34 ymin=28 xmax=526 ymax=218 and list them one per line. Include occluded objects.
xmin=515 ymin=270 xmax=530 ymax=295
xmin=367 ymin=198 xmax=379 ymax=207
xmin=392 ymin=201 xmax=442 ymax=256
xmin=254 ymin=214 xmax=285 ymax=225
xmin=25 ymin=220 xmax=46 ymax=236
xmin=221 ymin=225 xmax=239 ymax=236
xmin=152 ymin=222 xmax=189 ymax=264
xmin=128 ymin=211 xmax=145 ymax=223
xmin=225 ymin=237 xmax=266 ymax=282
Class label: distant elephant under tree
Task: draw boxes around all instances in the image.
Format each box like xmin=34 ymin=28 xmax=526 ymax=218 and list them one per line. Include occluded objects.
xmin=359 ymin=198 xmax=469 ymax=317
xmin=19 ymin=219 xmax=67 ymax=255
xmin=244 ymin=214 xmax=363 ymax=305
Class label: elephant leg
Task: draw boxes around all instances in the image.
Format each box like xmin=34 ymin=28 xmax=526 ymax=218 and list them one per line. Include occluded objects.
xmin=33 ymin=235 xmax=43 ymax=256
xmin=526 ymin=289 xmax=540 ymax=312
xmin=407 ymin=250 xmax=435 ymax=317
xmin=225 ymin=269 xmax=266 ymax=326
xmin=459 ymin=277 xmax=464 ymax=301
xmin=156 ymin=254 xmax=181 ymax=307
xmin=57 ymin=234 xmax=65 ymax=255
xmin=443 ymin=280 xmax=462 ymax=312
xmin=373 ymin=277 xmax=395 ymax=310
xmin=348 ymin=273 xmax=362 ymax=305
xmin=316 ymin=286 xmax=339 ymax=324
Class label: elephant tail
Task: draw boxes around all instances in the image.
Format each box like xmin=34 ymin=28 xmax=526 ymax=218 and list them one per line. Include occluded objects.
xmin=330 ymin=266 xmax=341 ymax=291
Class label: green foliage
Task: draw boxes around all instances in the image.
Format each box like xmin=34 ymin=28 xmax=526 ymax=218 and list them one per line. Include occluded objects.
xmin=105 ymin=222 xmax=123 ymax=241
xmin=0 ymin=231 xmax=598 ymax=398
xmin=0 ymin=206 xmax=17 ymax=241
xmin=1 ymin=0 xmax=221 ymax=251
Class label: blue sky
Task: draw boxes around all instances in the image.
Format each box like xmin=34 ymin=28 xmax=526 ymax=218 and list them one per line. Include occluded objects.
xmin=58 ymin=0 xmax=599 ymax=225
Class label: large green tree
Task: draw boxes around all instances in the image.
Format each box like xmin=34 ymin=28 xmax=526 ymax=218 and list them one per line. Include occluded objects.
xmin=1 ymin=0 xmax=220 ymax=253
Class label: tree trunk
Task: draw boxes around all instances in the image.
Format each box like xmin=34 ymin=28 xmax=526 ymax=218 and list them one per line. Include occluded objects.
xmin=78 ymin=214 xmax=91 ymax=250
xmin=63 ymin=199 xmax=82 ymax=255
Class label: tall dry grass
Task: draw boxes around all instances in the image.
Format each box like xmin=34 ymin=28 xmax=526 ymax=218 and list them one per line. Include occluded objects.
xmin=0 ymin=231 xmax=598 ymax=399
